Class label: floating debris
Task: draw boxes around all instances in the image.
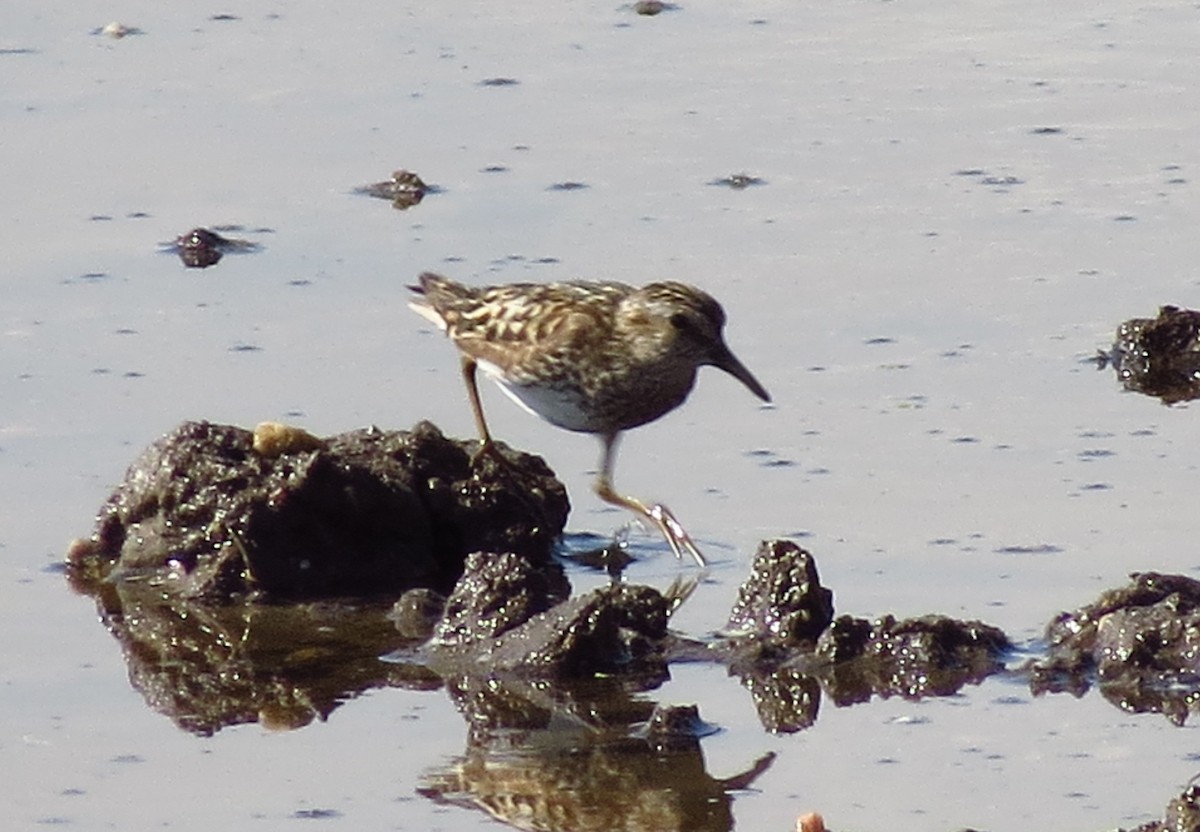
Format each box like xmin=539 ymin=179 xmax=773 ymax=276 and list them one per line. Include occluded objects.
xmin=165 ymin=227 xmax=264 ymax=269
xmin=954 ymin=168 xmax=1025 ymax=188
xmin=708 ymin=172 xmax=766 ymax=189
xmin=1103 ymin=305 xmax=1200 ymax=404
xmin=354 ymin=169 xmax=439 ymax=210
xmin=632 ymin=1 xmax=681 ymax=15
xmin=94 ymin=22 xmax=144 ymax=39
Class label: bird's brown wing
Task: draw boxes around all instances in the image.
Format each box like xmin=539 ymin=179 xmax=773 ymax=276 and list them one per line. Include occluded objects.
xmin=410 ymin=274 xmax=630 ymax=381
xmin=459 ymin=301 xmax=616 ymax=384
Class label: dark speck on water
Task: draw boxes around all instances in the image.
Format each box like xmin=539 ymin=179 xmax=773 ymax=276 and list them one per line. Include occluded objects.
xmin=547 ymin=181 xmax=588 ymax=191
xmin=478 ymin=77 xmax=520 ymax=87
xmin=994 ymin=543 xmax=1063 ymax=554
xmin=981 ymin=175 xmax=1024 ymax=186
xmin=632 ymin=1 xmax=680 ymax=15
xmin=709 ymin=172 xmax=765 ymax=189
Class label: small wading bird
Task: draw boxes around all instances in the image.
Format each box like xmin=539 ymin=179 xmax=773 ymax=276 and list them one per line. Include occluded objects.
xmin=408 ymin=272 xmax=770 ymax=567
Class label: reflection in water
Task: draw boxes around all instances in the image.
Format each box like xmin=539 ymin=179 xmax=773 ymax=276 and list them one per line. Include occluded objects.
xmin=66 ymin=531 xmax=1018 ymax=829
xmin=420 ymin=674 xmax=774 ymax=832
xmin=70 ymin=579 xmax=438 ymax=736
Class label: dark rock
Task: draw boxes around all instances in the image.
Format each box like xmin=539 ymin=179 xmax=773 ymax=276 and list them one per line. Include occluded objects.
xmin=708 ymin=172 xmax=766 ymax=189
xmin=177 ymin=227 xmax=225 ymax=267
xmin=724 ymin=540 xmax=834 ymax=645
xmin=1105 ymin=305 xmax=1200 ymax=403
xmin=1123 ymin=783 xmax=1200 ymax=832
xmin=169 ymin=227 xmax=263 ymax=268
xmin=814 ymin=614 xmax=1010 ymax=704
xmin=718 ymin=542 xmax=1008 ymax=731
xmin=354 ymin=169 xmax=435 ymax=210
xmin=1031 ymin=572 xmax=1200 ymax=724
xmin=633 ymin=1 xmax=679 ymax=15
xmin=432 ymin=550 xmax=570 ymax=645
xmin=437 ymin=584 xmax=671 ymax=679
xmin=426 ymin=550 xmax=670 ymax=679
xmin=67 ymin=420 xmax=569 ymax=600
xmin=1163 ymin=785 xmax=1200 ymax=832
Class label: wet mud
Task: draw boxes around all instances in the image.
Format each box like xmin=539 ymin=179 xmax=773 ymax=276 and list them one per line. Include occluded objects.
xmin=1031 ymin=572 xmax=1200 ymax=726
xmin=63 ymin=424 xmax=1200 ymax=830
xmin=353 ymin=169 xmax=435 ymax=210
xmin=1101 ymin=305 xmax=1200 ymax=404
xmin=67 ymin=420 xmax=568 ymax=599
xmin=164 ymin=226 xmax=266 ymax=268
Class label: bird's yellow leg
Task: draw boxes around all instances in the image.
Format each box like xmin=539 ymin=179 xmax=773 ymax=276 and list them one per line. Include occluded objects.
xmin=593 ymin=432 xmax=707 ymax=568
xmin=461 ymin=356 xmax=492 ymax=445
xmin=460 ymin=356 xmax=508 ymax=468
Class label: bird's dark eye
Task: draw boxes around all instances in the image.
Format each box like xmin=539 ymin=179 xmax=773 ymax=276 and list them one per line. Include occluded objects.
xmin=669 ymin=312 xmax=693 ymax=332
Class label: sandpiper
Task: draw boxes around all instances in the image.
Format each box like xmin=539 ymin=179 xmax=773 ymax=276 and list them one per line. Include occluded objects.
xmin=409 ymin=272 xmax=770 ymax=566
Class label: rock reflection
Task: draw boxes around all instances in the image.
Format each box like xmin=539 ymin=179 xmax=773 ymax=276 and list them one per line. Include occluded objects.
xmin=69 ymin=580 xmax=439 ymax=736
xmin=421 ymin=674 xmax=773 ymax=832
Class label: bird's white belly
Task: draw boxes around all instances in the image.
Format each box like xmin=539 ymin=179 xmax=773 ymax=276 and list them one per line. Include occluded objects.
xmin=476 ymin=359 xmax=598 ymax=432
xmin=497 ymin=379 xmax=599 ymax=432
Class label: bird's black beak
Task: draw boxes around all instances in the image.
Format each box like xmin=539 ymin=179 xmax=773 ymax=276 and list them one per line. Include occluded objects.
xmin=711 ymin=344 xmax=771 ymax=403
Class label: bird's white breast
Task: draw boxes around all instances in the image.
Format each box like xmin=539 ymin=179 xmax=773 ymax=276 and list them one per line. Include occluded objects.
xmin=476 ymin=358 xmax=598 ymax=433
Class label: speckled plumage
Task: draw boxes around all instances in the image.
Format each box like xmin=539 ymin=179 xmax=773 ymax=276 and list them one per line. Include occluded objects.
xmin=409 ymin=272 xmax=769 ymax=566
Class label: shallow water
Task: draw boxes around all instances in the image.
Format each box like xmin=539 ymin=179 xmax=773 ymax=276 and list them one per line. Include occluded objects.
xmin=5 ymin=1 xmax=1200 ymax=829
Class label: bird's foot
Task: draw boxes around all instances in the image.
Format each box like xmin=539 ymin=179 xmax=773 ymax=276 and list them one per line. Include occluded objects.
xmin=469 ymin=438 xmax=514 ymax=473
xmin=661 ymin=572 xmax=702 ymax=616
xmin=647 ymin=503 xmax=707 ymax=568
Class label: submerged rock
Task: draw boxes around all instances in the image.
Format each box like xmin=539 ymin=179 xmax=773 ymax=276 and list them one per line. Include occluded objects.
xmin=1031 ymin=572 xmax=1200 ymax=724
xmin=1104 ymin=305 xmax=1200 ymax=403
xmin=68 ymin=420 xmax=569 ymax=600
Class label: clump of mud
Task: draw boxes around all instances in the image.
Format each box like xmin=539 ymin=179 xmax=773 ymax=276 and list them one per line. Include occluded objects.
xmin=1103 ymin=305 xmax=1200 ymax=403
xmin=1031 ymin=571 xmax=1200 ymax=725
xmin=67 ymin=420 xmax=568 ymax=600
